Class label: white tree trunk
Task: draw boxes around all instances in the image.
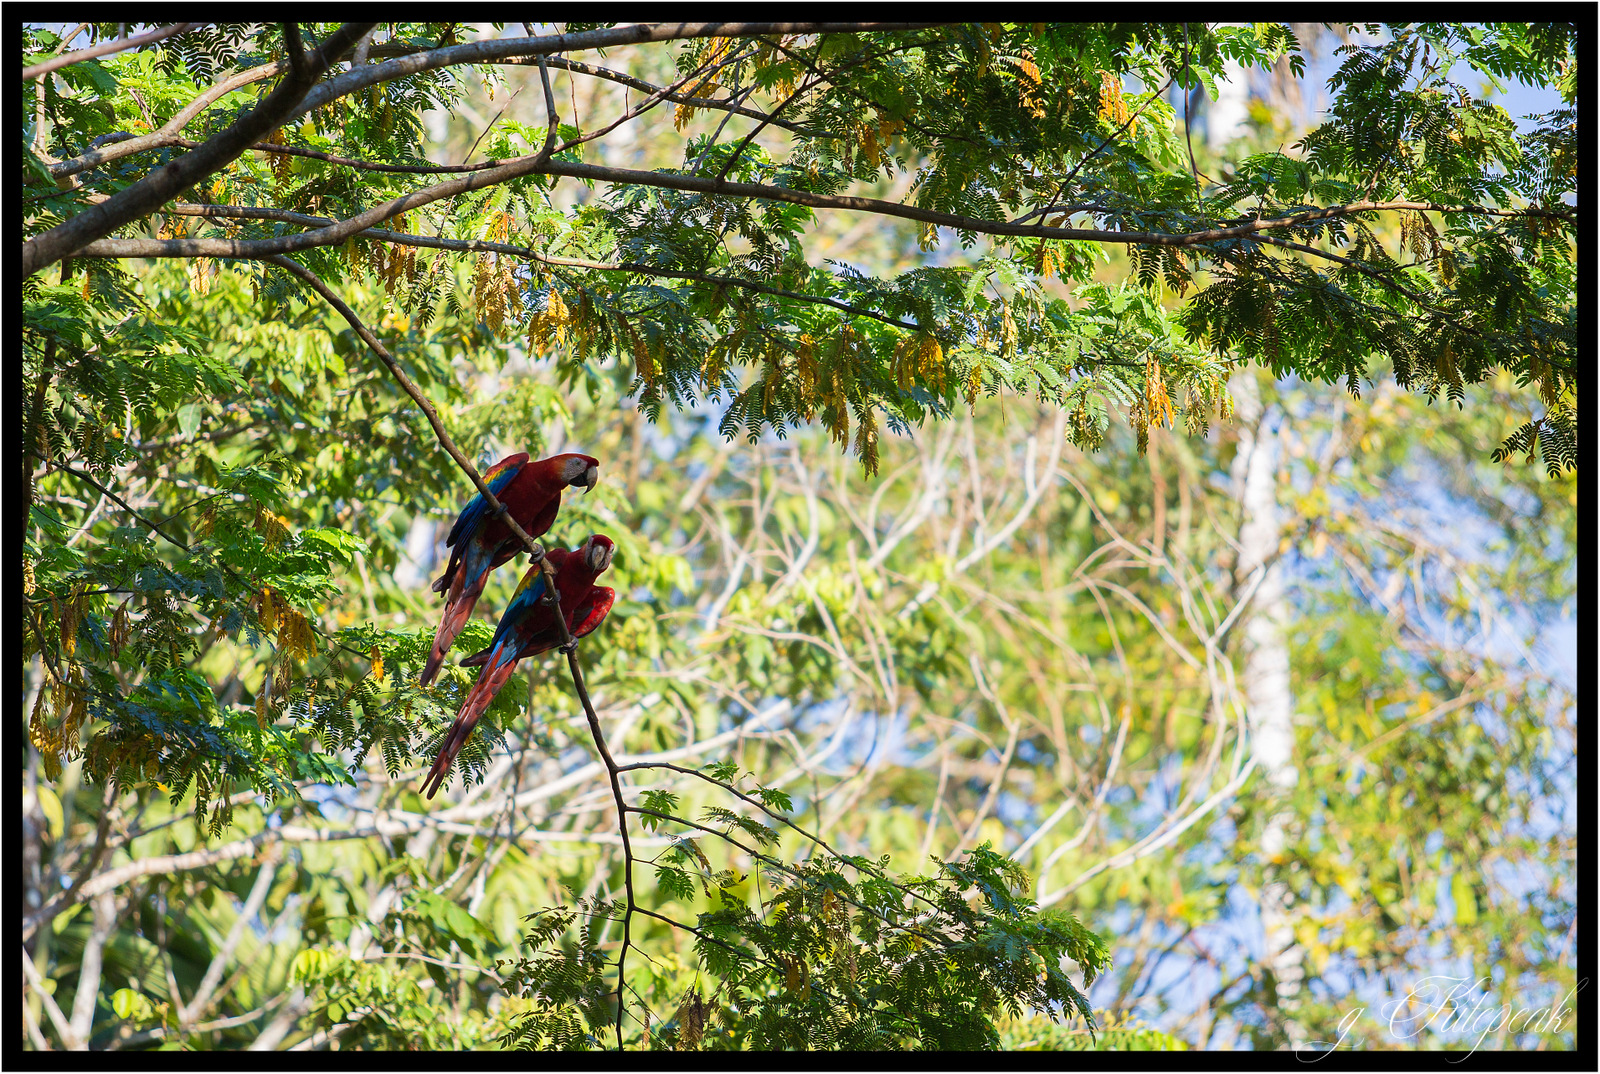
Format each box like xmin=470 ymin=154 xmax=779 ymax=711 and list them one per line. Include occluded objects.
xmin=1230 ymin=372 xmax=1307 ymax=1049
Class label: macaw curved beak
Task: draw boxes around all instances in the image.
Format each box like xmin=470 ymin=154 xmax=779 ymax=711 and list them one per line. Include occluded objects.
xmin=582 ymin=465 xmax=599 ymax=494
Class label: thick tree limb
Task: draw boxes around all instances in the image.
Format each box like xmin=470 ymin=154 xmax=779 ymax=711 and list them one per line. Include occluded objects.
xmin=22 ymin=22 xmax=376 ymax=277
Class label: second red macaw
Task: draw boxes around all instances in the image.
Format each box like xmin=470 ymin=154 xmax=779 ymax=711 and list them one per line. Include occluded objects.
xmin=420 ymin=451 xmax=600 ymax=687
xmin=420 ymin=534 xmax=616 ymax=800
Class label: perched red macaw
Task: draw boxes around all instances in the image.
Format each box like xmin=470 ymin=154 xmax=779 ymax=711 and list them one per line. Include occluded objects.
xmin=420 ymin=451 xmax=600 ymax=687
xmin=420 ymin=534 xmax=616 ymax=800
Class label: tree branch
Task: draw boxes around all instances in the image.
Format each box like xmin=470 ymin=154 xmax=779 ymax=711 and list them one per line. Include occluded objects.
xmin=47 ymin=60 xmax=291 ymax=180
xmin=22 ymin=21 xmax=376 ymax=277
xmin=563 ymin=642 xmax=637 ymax=1052
xmin=24 ymin=333 xmax=56 ymax=541
xmin=287 ymin=24 xmax=953 ymax=130
xmin=76 ymin=132 xmax=1560 ymax=273
xmin=260 ymin=254 xmax=544 ymax=558
xmin=23 ymin=22 xmax=198 ymax=81
xmin=264 ymin=245 xmax=648 ymax=1050
xmin=90 ymin=200 xmax=933 ymax=332
xmin=178 ymin=850 xmax=280 ymax=1025
xmin=67 ymin=893 xmax=117 ymax=1049
xmin=22 ymin=946 xmax=76 ymax=1048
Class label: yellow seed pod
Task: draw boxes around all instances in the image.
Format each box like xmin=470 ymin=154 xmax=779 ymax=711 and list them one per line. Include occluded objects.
xmin=256 ymin=506 xmax=290 ymax=551
xmin=65 ymin=680 xmax=86 ymax=755
xmin=28 ymin=685 xmax=53 ymax=752
xmin=1036 ymin=240 xmax=1062 ymax=280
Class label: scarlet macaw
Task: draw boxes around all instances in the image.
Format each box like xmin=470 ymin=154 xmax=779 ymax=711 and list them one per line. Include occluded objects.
xmin=420 ymin=534 xmax=616 ymax=800
xmin=420 ymin=451 xmax=600 ymax=687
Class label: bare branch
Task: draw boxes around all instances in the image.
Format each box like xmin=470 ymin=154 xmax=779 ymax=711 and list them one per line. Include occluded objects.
xmin=178 ymin=850 xmax=281 ymax=1025
xmin=22 ymin=946 xmax=76 ymax=1048
xmin=67 ymin=893 xmax=117 ymax=1048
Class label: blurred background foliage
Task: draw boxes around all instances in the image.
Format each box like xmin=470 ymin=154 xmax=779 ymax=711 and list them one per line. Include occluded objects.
xmin=22 ymin=21 xmax=1574 ymax=1052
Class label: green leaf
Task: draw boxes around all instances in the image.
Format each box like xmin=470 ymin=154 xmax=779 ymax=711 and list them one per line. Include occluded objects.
xmin=176 ymin=403 xmax=202 ymax=438
xmin=111 ymin=987 xmax=154 ymax=1022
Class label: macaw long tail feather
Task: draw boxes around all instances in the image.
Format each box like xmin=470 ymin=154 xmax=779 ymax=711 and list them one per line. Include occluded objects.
xmin=421 ymin=655 xmax=518 ymax=799
xmin=420 ymin=596 xmax=474 ymax=686
xmin=419 ymin=547 xmax=496 ymax=687
xmin=431 ymin=543 xmax=465 ymax=595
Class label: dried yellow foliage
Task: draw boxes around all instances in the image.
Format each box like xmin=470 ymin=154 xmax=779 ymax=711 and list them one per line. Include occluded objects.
xmin=965 ymin=359 xmax=986 ymax=410
xmin=59 ymin=586 xmax=84 ymax=658
xmin=191 ymin=257 xmax=213 ymax=296
xmin=254 ymin=504 xmax=291 ymax=550
xmin=620 ymin=314 xmax=655 ymax=386
xmin=267 ymin=127 xmax=291 ymax=182
xmin=675 ymin=39 xmax=733 ymax=129
xmin=796 ymin=333 xmax=819 ymax=419
xmin=257 ymin=586 xmax=278 ymax=635
xmin=1143 ymin=358 xmax=1174 ymax=449
xmin=894 ymin=332 xmax=946 ymax=394
xmin=999 ymin=301 xmax=1018 ymax=358
xmin=527 ymin=286 xmax=571 ymax=355
xmin=1036 ymin=240 xmax=1064 ymax=280
xmin=1098 ymin=71 xmax=1131 ymax=130
xmin=1017 ymin=57 xmax=1046 ymax=118
xmin=110 ymin=598 xmax=132 ymax=659
xmin=854 ymin=405 xmax=880 ymax=476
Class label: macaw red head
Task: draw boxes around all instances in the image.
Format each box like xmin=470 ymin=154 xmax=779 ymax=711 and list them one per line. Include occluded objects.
xmin=549 ymin=453 xmax=600 ymax=494
xmin=578 ymin=533 xmax=615 ymax=574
